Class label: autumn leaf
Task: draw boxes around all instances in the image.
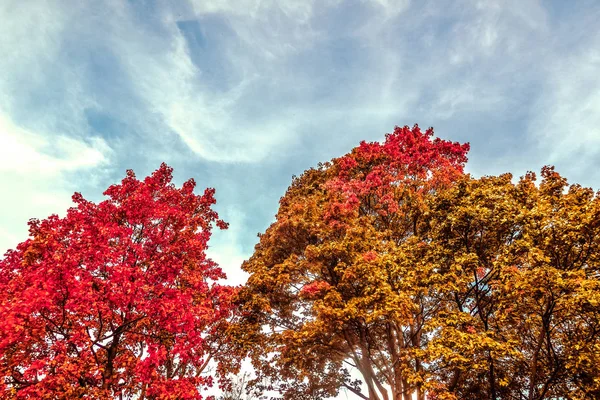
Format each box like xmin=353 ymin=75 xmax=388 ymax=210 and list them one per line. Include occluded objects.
xmin=0 ymin=164 xmax=238 ymax=400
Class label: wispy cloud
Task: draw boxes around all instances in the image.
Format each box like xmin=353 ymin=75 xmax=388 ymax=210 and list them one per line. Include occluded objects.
xmin=0 ymin=111 xmax=111 ymax=253
xmin=0 ymin=113 xmax=108 ymax=175
xmin=1 ymin=0 xmax=600 ymax=269
xmin=529 ymin=43 xmax=600 ymax=175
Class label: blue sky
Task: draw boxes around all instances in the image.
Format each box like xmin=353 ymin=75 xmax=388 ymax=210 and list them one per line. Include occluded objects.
xmin=1 ymin=0 xmax=600 ymax=288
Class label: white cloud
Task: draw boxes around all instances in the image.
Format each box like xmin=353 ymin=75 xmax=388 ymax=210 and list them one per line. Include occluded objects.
xmin=1 ymin=0 xmax=597 ymax=248
xmin=0 ymin=1 xmax=96 ymax=135
xmin=0 ymin=0 xmax=320 ymax=164
xmin=0 ymin=113 xmax=108 ymax=175
xmin=121 ymin=27 xmax=299 ymax=163
xmin=530 ymin=48 xmax=600 ymax=161
xmin=0 ymin=111 xmax=110 ymax=255
xmin=522 ymin=6 xmax=600 ymax=188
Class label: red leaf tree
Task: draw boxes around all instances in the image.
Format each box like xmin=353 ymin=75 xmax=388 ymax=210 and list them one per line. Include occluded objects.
xmin=0 ymin=164 xmax=236 ymax=399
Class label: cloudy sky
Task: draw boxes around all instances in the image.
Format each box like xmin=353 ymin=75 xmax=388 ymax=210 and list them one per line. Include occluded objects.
xmin=1 ymin=0 xmax=600 ymax=290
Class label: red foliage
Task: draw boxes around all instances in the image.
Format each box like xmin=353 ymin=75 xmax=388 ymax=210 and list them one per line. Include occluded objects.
xmin=322 ymin=124 xmax=469 ymax=225
xmin=299 ymin=281 xmax=332 ymax=300
xmin=0 ymin=164 xmax=235 ymax=399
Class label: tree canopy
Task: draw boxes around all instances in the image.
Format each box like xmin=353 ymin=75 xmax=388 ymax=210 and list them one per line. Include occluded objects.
xmin=0 ymin=164 xmax=236 ymax=399
xmin=1 ymin=126 xmax=599 ymax=400
xmin=237 ymin=125 xmax=600 ymax=400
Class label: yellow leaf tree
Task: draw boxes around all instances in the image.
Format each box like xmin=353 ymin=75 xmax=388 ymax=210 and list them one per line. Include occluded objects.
xmin=427 ymin=168 xmax=600 ymax=399
xmin=236 ymin=126 xmax=600 ymax=400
